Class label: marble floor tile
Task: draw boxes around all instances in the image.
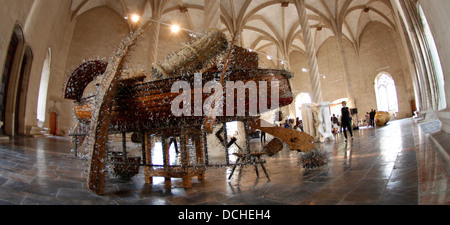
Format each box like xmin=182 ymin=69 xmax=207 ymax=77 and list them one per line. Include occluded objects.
xmin=0 ymin=118 xmax=448 ymax=205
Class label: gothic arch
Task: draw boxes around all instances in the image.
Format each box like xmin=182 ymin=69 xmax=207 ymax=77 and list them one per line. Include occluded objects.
xmin=1 ymin=24 xmax=32 ymax=136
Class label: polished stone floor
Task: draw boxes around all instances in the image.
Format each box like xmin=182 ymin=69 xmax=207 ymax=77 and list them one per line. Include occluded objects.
xmin=0 ymin=118 xmax=448 ymax=205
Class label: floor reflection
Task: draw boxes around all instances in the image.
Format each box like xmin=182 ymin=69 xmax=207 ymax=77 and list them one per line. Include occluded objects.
xmin=0 ymin=118 xmax=448 ymax=204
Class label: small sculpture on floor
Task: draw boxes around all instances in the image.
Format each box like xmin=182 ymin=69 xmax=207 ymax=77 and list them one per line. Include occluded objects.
xmin=298 ymin=148 xmax=329 ymax=170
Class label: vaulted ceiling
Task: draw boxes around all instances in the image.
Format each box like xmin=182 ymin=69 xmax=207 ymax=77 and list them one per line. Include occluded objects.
xmin=70 ymin=0 xmax=397 ymax=65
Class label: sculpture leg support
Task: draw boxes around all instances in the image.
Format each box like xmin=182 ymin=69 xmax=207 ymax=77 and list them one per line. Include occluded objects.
xmin=180 ymin=129 xmax=192 ymax=188
xmin=87 ymin=136 xmax=107 ymax=195
xmin=162 ymin=136 xmax=171 ymax=181
xmin=86 ymin=28 xmax=145 ymax=195
xmin=144 ymin=132 xmax=153 ymax=184
xmin=195 ymin=137 xmax=205 ymax=180
xmin=228 ymin=157 xmax=240 ymax=180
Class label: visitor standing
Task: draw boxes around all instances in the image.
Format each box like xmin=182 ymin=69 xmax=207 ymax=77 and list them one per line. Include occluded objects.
xmin=294 ymin=117 xmax=301 ymax=130
xmin=370 ymin=109 xmax=376 ymax=127
xmin=283 ymin=120 xmax=290 ymax=129
xmin=260 ymin=130 xmax=266 ymax=144
xmin=341 ymin=101 xmax=353 ymax=141
xmin=331 ymin=114 xmax=339 ymax=133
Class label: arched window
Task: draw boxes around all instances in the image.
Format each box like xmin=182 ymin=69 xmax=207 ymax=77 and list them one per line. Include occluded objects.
xmin=295 ymin=93 xmax=312 ymax=120
xmin=37 ymin=48 xmax=51 ymax=125
xmin=375 ymin=73 xmax=398 ymax=112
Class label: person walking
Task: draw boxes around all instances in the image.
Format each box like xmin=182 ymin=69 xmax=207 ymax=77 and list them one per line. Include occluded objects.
xmin=260 ymin=130 xmax=266 ymax=144
xmin=341 ymin=101 xmax=353 ymax=141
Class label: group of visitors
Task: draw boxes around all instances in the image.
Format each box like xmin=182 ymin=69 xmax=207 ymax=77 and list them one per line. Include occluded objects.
xmin=331 ymin=102 xmax=379 ymax=142
xmin=365 ymin=109 xmax=377 ymax=127
xmin=281 ymin=117 xmax=303 ymax=131
xmin=260 ymin=117 xmax=303 ymax=144
xmin=260 ymin=101 xmax=359 ymax=144
xmin=260 ymin=102 xmax=378 ymax=144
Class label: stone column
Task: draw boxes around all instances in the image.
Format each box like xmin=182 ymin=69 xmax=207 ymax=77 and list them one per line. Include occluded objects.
xmin=148 ymin=22 xmax=160 ymax=64
xmin=295 ymin=0 xmax=334 ymax=142
xmin=204 ymin=0 xmax=220 ymax=29
xmin=399 ymin=0 xmax=440 ymax=121
xmin=336 ymin=35 xmax=356 ymax=108
xmin=417 ymin=0 xmax=450 ymax=134
xmin=145 ymin=0 xmax=167 ymax=81
xmin=294 ymin=0 xmax=323 ymax=103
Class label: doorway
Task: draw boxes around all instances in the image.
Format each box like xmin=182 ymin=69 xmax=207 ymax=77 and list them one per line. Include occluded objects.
xmin=295 ymin=93 xmax=312 ymax=120
xmin=1 ymin=25 xmax=31 ymax=136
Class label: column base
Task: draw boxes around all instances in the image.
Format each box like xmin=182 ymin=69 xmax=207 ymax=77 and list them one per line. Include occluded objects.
xmin=438 ymin=107 xmax=450 ymax=134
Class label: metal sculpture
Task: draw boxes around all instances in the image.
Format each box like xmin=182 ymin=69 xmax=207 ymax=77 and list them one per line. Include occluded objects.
xmin=64 ymin=28 xmax=315 ymax=195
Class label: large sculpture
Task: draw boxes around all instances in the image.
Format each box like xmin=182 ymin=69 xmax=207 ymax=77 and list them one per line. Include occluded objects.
xmin=64 ymin=28 xmax=315 ymax=195
xmin=300 ymin=102 xmax=334 ymax=142
xmin=375 ymin=111 xmax=391 ymax=126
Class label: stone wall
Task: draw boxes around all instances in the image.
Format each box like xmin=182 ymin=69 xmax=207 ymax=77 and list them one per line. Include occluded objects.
xmin=289 ymin=22 xmax=415 ymax=121
xmin=0 ymin=0 xmax=73 ymax=135
xmin=0 ymin=1 xmax=446 ymax=136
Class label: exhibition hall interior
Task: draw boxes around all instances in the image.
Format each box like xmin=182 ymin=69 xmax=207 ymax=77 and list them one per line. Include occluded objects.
xmin=0 ymin=0 xmax=448 ymax=205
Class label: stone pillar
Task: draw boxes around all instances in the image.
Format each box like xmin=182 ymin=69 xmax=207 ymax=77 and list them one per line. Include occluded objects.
xmin=294 ymin=0 xmax=323 ymax=103
xmin=416 ymin=0 xmax=450 ymax=134
xmin=145 ymin=0 xmax=168 ymax=81
xmin=295 ymin=0 xmax=334 ymax=142
xmin=204 ymin=0 xmax=220 ymax=29
xmin=398 ymin=0 xmax=442 ymax=121
xmin=336 ymin=35 xmax=356 ymax=108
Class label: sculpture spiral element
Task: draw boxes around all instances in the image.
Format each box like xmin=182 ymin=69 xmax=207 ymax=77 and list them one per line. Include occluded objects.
xmin=295 ymin=0 xmax=323 ymax=103
xmin=86 ymin=27 xmax=145 ymax=195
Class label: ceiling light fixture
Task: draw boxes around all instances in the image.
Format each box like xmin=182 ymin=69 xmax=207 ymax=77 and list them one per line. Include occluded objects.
xmin=267 ymin=56 xmax=272 ymax=60
xmin=131 ymin=14 xmax=140 ymax=23
xmin=171 ymin=24 xmax=180 ymax=33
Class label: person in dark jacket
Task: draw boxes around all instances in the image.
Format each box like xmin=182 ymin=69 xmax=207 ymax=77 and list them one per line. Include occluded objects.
xmin=370 ymin=109 xmax=376 ymax=127
xmin=341 ymin=101 xmax=353 ymax=141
